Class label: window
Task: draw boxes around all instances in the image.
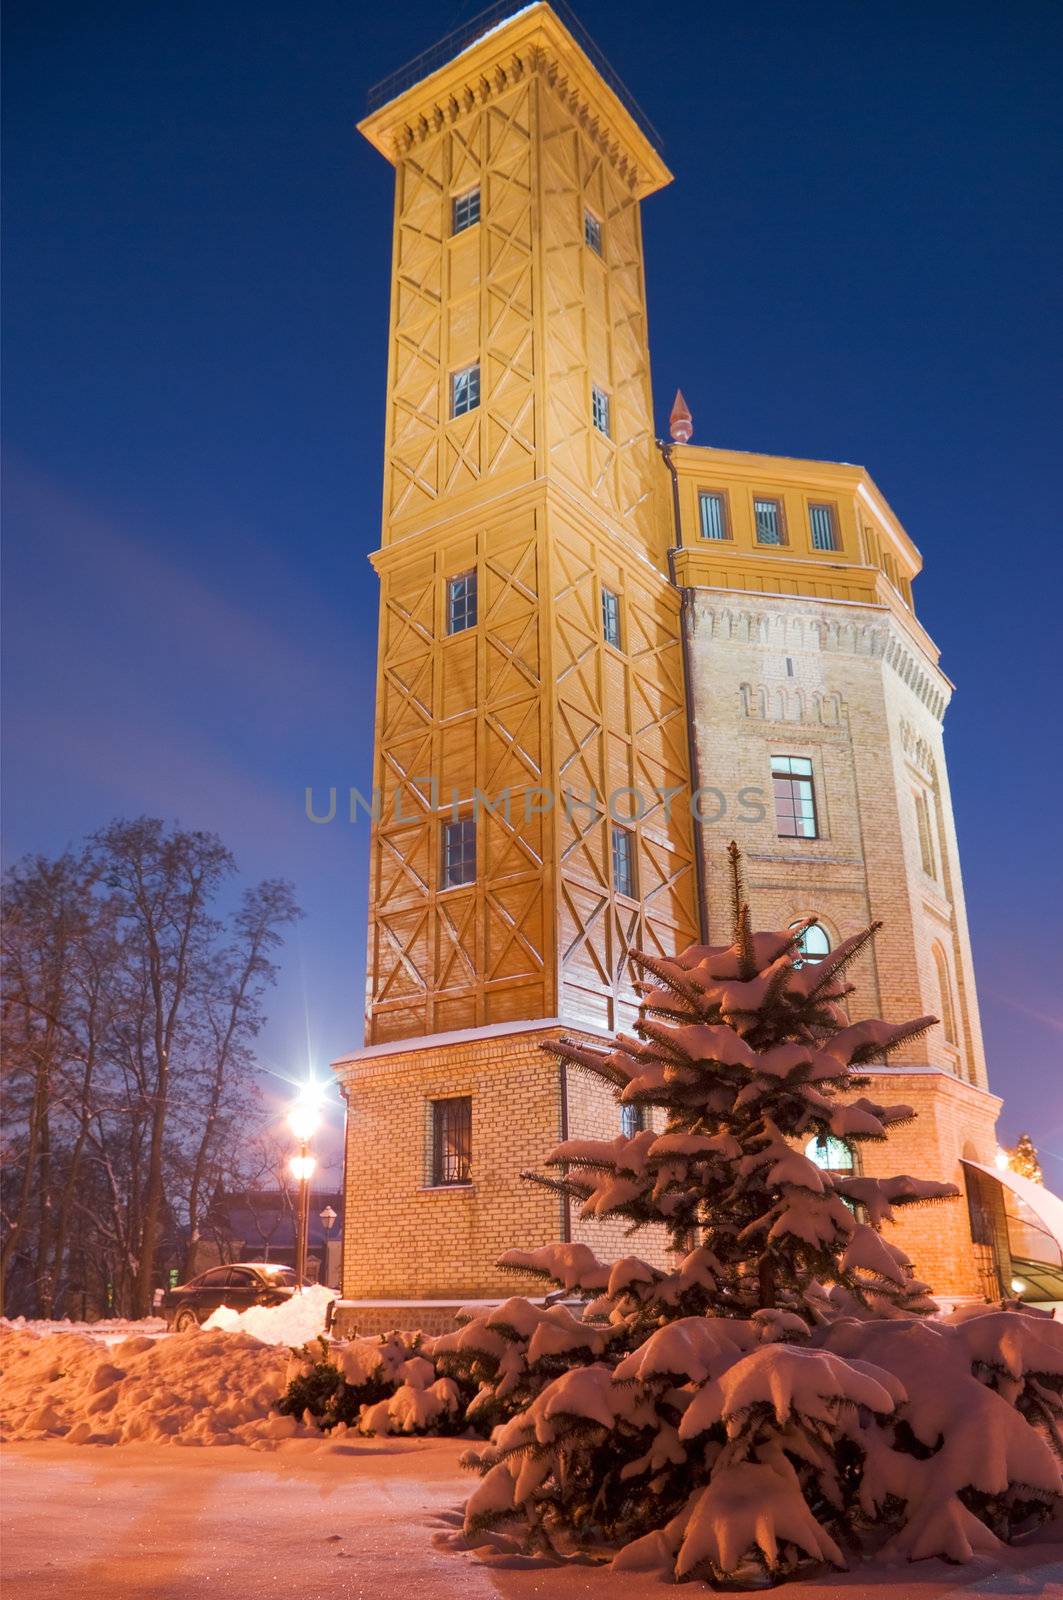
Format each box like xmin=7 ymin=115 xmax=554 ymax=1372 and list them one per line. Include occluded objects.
xmin=620 ymin=1103 xmax=644 ymax=1138
xmin=611 ymin=824 xmax=636 ymax=898
xmin=933 ymin=945 xmax=957 ymax=1044
xmin=792 ymin=921 xmax=830 ymax=966
xmin=432 ymin=1097 xmax=472 ymax=1185
xmin=451 ymin=363 xmax=480 ymax=418
xmin=442 ymin=815 xmax=476 ymax=889
xmin=601 ymin=586 xmax=621 ymax=648
xmin=592 ymin=385 xmax=611 ymax=437
xmin=809 ymin=503 xmax=839 ymax=551
xmin=197 ymin=1268 xmax=231 ymax=1287
xmin=227 ymin=1267 xmax=257 ymax=1287
xmin=584 ymin=209 xmax=603 ymax=254
xmin=915 ymin=791 xmax=936 ymax=878
xmin=754 ymin=497 xmax=785 ymax=545
xmin=446 ymin=570 xmax=477 ymax=634
xmin=805 ymin=1133 xmax=855 ymax=1178
xmin=698 ymin=491 xmax=729 ymax=541
xmin=452 ymin=188 xmax=480 ymax=234
xmin=772 ymin=755 xmax=818 ymax=839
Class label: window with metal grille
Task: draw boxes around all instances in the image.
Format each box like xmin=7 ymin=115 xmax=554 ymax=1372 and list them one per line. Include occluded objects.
xmin=754 ymin=497 xmax=785 ymax=545
xmin=611 ymin=824 xmax=636 ymax=898
xmin=451 ymin=363 xmax=480 ymax=418
xmin=592 ymin=385 xmax=611 ymax=437
xmin=431 ymin=1097 xmax=472 ymax=1185
xmin=442 ymin=815 xmax=476 ymax=889
xmin=620 ymin=1103 xmax=644 ymax=1138
xmin=584 ymin=209 xmax=602 ymax=254
xmin=698 ymin=491 xmax=728 ymax=540
xmin=771 ymin=755 xmax=818 ymax=838
xmin=809 ymin=503 xmax=839 ymax=551
xmin=601 ymin=586 xmax=621 ymax=648
xmin=446 ymin=570 xmax=477 ymax=634
xmin=452 ymin=188 xmax=480 ymax=234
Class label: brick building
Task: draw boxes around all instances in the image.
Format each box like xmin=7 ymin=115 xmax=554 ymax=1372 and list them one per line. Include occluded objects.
xmin=332 ymin=2 xmax=1013 ymax=1309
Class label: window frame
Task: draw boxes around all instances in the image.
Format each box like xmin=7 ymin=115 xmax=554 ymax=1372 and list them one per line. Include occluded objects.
xmin=620 ymin=1103 xmax=644 ymax=1138
xmin=698 ymin=489 xmax=731 ymax=542
xmin=583 ymin=208 xmax=603 ymax=255
xmin=601 ymin=585 xmax=622 ymax=649
xmin=430 ymin=1096 xmax=472 ymax=1186
xmin=791 ymin=920 xmax=830 ymax=966
xmin=915 ymin=789 xmax=936 ymax=879
xmin=808 ymin=501 xmax=840 ymax=552
xmin=450 ymin=362 xmax=481 ymax=419
xmin=753 ymin=495 xmax=787 ymax=547
xmin=591 ymin=384 xmax=611 ymax=438
xmin=441 ymin=813 xmax=477 ymax=891
xmin=771 ymin=754 xmax=819 ymax=840
xmin=451 ymin=187 xmax=481 ymax=235
xmin=611 ymin=823 xmax=637 ymax=899
xmin=446 ymin=569 xmax=477 ymax=635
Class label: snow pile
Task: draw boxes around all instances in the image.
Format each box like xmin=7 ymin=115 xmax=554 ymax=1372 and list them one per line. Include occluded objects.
xmin=203 ymin=1283 xmax=335 ymax=1346
xmin=0 ymin=1322 xmax=309 ymax=1447
xmin=0 ymin=1315 xmax=167 ymax=1345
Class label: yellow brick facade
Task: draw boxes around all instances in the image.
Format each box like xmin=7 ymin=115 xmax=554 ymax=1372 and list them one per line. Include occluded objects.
xmin=334 ymin=5 xmax=1004 ymax=1309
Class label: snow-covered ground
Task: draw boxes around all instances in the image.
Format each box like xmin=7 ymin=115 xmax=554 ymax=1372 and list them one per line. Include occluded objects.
xmin=1 ymin=1314 xmax=168 ymax=1345
xmin=3 ymin=1438 xmax=1063 ymax=1600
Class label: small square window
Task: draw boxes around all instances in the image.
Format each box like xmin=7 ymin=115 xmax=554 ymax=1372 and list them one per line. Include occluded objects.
xmin=611 ymin=824 xmax=636 ymax=898
xmin=809 ymin=503 xmax=839 ymax=551
xmin=601 ymin=586 xmax=621 ymax=649
xmin=592 ymin=385 xmax=611 ymax=437
xmin=452 ymin=188 xmax=480 ymax=234
xmin=451 ymin=363 xmax=480 ymax=418
xmin=699 ymin=491 xmax=729 ymax=541
xmin=431 ymin=1096 xmax=471 ymax=1185
xmin=442 ymin=815 xmax=476 ymax=889
xmin=754 ymin=497 xmax=785 ymax=545
xmin=771 ymin=755 xmax=818 ymax=839
xmin=584 ymin=209 xmax=603 ymax=254
xmin=446 ymin=570 xmax=477 ymax=634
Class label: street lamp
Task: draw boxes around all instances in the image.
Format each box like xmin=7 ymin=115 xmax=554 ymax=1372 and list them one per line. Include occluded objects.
xmin=287 ymin=1087 xmax=322 ymax=1288
xmin=319 ymin=1204 xmax=337 ymax=1289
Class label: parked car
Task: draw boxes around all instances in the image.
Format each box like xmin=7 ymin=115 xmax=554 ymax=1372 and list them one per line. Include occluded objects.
xmin=156 ymin=1262 xmax=303 ymax=1330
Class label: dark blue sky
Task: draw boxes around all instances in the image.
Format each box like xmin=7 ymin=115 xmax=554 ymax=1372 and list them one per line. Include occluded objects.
xmin=3 ymin=0 xmax=1061 ymax=1171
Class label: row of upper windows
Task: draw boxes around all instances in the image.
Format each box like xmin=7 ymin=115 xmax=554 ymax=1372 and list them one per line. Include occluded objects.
xmin=447 ymin=361 xmax=612 ymax=437
xmin=439 ymin=811 xmax=637 ymax=897
xmin=451 ymin=186 xmax=604 ymax=255
xmin=698 ymin=490 xmax=841 ymax=553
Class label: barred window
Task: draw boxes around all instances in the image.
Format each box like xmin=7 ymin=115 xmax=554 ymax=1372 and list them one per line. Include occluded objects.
xmin=442 ymin=815 xmax=476 ymax=889
xmin=809 ymin=503 xmax=839 ymax=551
xmin=699 ymin=491 xmax=728 ymax=540
xmin=612 ymin=824 xmax=636 ymax=898
xmin=451 ymin=363 xmax=480 ymax=418
xmin=432 ymin=1097 xmax=472 ymax=1185
xmin=584 ymin=209 xmax=603 ymax=254
xmin=754 ymin=497 xmax=785 ymax=545
xmin=772 ymin=755 xmax=818 ymax=839
xmin=601 ymin=585 xmax=621 ymax=648
xmin=452 ymin=188 xmax=480 ymax=234
xmin=446 ymin=570 xmax=477 ymax=634
xmin=592 ymin=385 xmax=611 ymax=437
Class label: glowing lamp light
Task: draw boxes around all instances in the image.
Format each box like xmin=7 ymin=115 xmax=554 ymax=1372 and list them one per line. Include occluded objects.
xmin=1011 ymin=1278 xmax=1026 ymax=1296
xmin=994 ymin=1148 xmax=1011 ymax=1172
xmin=288 ymin=1102 xmax=321 ymax=1142
xmin=289 ymin=1153 xmax=316 ymax=1183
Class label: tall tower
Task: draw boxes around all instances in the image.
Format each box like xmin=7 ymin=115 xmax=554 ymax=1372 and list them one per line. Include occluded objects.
xmin=334 ymin=5 xmax=699 ymax=1298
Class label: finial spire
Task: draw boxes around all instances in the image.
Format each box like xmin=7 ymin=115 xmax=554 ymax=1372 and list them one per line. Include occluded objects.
xmin=669 ymin=389 xmax=693 ymax=444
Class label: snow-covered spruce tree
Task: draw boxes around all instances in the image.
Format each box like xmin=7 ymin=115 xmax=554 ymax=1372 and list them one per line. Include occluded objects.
xmin=452 ymin=846 xmax=1063 ymax=1581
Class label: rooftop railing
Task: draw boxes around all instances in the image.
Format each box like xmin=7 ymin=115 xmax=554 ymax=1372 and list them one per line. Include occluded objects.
xmin=365 ymin=0 xmax=663 ymax=151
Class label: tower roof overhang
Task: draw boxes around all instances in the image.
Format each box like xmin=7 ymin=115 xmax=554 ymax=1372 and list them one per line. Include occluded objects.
xmin=358 ymin=2 xmax=672 ymax=200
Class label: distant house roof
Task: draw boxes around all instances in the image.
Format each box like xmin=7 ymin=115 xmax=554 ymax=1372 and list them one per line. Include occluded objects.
xmin=205 ymin=1189 xmax=343 ymax=1250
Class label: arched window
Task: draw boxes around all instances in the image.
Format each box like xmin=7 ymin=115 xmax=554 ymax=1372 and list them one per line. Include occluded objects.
xmin=933 ymin=944 xmax=957 ymax=1044
xmin=791 ymin=920 xmax=830 ymax=966
xmin=805 ymin=1133 xmax=855 ymax=1178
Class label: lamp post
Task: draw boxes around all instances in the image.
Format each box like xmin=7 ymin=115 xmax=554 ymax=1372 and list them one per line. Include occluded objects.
xmin=319 ymin=1204 xmax=337 ymax=1289
xmin=287 ymin=1092 xmax=322 ymax=1288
